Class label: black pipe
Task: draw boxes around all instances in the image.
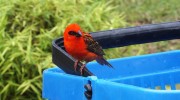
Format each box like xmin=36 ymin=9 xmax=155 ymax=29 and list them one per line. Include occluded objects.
xmin=91 ymin=21 xmax=180 ymax=49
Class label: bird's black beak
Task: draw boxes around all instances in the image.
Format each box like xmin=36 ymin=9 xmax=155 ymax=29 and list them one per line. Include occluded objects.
xmin=76 ymin=30 xmax=82 ymax=37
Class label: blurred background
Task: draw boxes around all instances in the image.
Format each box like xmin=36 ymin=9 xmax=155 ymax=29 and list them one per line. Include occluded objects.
xmin=0 ymin=0 xmax=180 ymax=99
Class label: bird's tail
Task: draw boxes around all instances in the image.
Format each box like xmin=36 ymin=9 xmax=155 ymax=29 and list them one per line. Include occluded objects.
xmin=96 ymin=57 xmax=113 ymax=68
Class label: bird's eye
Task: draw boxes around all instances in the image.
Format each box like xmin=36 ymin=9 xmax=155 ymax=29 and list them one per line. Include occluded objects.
xmin=68 ymin=31 xmax=77 ymax=35
xmin=68 ymin=31 xmax=82 ymax=37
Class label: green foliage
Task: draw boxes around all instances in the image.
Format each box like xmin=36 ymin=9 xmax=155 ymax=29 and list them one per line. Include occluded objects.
xmin=0 ymin=0 xmax=179 ymax=99
xmin=111 ymin=0 xmax=180 ymax=23
xmin=104 ymin=0 xmax=180 ymax=59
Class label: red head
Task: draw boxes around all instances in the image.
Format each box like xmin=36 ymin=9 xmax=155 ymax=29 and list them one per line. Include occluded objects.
xmin=64 ymin=24 xmax=84 ymax=41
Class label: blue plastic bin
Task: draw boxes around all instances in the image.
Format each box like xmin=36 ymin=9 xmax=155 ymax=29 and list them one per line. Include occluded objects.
xmin=43 ymin=50 xmax=180 ymax=100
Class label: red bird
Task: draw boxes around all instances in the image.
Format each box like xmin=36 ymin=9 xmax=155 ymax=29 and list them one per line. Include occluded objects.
xmin=63 ymin=24 xmax=113 ymax=74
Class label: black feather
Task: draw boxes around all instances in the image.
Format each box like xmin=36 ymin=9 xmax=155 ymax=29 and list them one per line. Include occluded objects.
xmin=96 ymin=57 xmax=113 ymax=68
xmin=84 ymin=34 xmax=104 ymax=56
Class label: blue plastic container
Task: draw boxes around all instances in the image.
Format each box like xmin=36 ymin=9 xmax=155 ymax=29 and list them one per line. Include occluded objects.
xmin=43 ymin=50 xmax=180 ymax=100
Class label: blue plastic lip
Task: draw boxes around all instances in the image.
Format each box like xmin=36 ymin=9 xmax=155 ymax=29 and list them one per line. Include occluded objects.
xmin=43 ymin=66 xmax=180 ymax=92
xmin=42 ymin=67 xmax=90 ymax=100
xmin=43 ymin=67 xmax=89 ymax=79
xmin=102 ymin=50 xmax=180 ymax=64
xmin=91 ymin=78 xmax=180 ymax=92
xmin=90 ymin=77 xmax=180 ymax=100
xmin=86 ymin=50 xmax=180 ymax=79
xmin=90 ymin=78 xmax=180 ymax=94
xmin=109 ymin=69 xmax=180 ymax=81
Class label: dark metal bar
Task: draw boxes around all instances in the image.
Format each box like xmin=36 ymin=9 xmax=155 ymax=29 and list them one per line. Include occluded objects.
xmin=91 ymin=21 xmax=180 ymax=49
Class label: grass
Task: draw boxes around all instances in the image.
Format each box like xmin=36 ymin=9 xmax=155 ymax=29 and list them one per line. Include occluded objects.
xmin=104 ymin=0 xmax=180 ymax=58
xmin=0 ymin=0 xmax=179 ymax=100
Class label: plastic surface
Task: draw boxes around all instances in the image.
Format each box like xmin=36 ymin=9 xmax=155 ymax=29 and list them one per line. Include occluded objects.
xmin=42 ymin=68 xmax=89 ymax=100
xmin=52 ymin=21 xmax=180 ymax=76
xmin=43 ymin=50 xmax=180 ymax=100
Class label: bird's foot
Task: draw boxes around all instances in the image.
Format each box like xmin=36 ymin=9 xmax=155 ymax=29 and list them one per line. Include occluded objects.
xmin=74 ymin=60 xmax=79 ymax=72
xmin=80 ymin=64 xmax=86 ymax=75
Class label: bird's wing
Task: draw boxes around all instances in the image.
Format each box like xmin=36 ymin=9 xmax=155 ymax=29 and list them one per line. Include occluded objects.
xmin=83 ymin=33 xmax=105 ymax=56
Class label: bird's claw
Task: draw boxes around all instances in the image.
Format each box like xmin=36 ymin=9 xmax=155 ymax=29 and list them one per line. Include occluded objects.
xmin=74 ymin=60 xmax=79 ymax=72
xmin=74 ymin=60 xmax=86 ymax=75
xmin=80 ymin=64 xmax=86 ymax=75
